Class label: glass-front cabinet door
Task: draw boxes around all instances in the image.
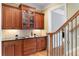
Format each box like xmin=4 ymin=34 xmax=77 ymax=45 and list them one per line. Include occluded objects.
xmin=22 ymin=10 xmax=35 ymax=29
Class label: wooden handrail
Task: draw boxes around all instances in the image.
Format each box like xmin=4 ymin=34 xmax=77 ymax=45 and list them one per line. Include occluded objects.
xmin=52 ymin=10 xmax=79 ymax=34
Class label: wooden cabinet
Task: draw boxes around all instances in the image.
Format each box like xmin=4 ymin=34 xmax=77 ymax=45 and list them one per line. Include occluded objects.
xmin=36 ymin=37 xmax=47 ymax=52
xmin=2 ymin=41 xmax=15 ymax=56
xmin=2 ymin=40 xmax=22 ymax=56
xmin=2 ymin=4 xmax=12 ymax=29
xmin=20 ymin=4 xmax=44 ymax=29
xmin=2 ymin=37 xmax=47 ymax=56
xmin=23 ymin=38 xmax=36 ymax=55
xmin=35 ymin=12 xmax=44 ymax=29
xmin=2 ymin=4 xmax=44 ymax=29
xmin=2 ymin=4 xmax=22 ymax=29
xmin=20 ymin=4 xmax=35 ymax=29
xmin=12 ymin=8 xmax=22 ymax=29
xmin=41 ymin=37 xmax=47 ymax=50
xmin=14 ymin=40 xmax=22 ymax=56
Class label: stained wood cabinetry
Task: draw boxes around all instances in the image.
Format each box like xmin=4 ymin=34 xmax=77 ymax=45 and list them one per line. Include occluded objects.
xmin=2 ymin=41 xmax=15 ymax=56
xmin=23 ymin=38 xmax=36 ymax=55
xmin=2 ymin=4 xmax=44 ymax=29
xmin=36 ymin=37 xmax=47 ymax=51
xmin=2 ymin=4 xmax=22 ymax=29
xmin=35 ymin=12 xmax=44 ymax=29
xmin=2 ymin=37 xmax=47 ymax=56
xmin=20 ymin=4 xmax=35 ymax=29
xmin=14 ymin=40 xmax=22 ymax=56
xmin=2 ymin=40 xmax=22 ymax=56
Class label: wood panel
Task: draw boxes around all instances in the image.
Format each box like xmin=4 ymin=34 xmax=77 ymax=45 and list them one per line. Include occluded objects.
xmin=34 ymin=12 xmax=44 ymax=29
xmin=2 ymin=5 xmax=12 ymax=29
xmin=12 ymin=8 xmax=22 ymax=29
xmin=2 ymin=37 xmax=47 ymax=56
xmin=23 ymin=39 xmax=36 ymax=55
xmin=41 ymin=37 xmax=47 ymax=50
xmin=14 ymin=40 xmax=22 ymax=56
xmin=40 ymin=14 xmax=44 ymax=29
xmin=2 ymin=41 xmax=15 ymax=56
xmin=2 ymin=4 xmax=22 ymax=29
xmin=36 ymin=37 xmax=47 ymax=52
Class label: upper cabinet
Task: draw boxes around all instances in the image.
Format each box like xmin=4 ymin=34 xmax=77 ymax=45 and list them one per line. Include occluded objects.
xmin=35 ymin=12 xmax=44 ymax=29
xmin=2 ymin=4 xmax=44 ymax=29
xmin=19 ymin=4 xmax=36 ymax=29
xmin=2 ymin=4 xmax=22 ymax=29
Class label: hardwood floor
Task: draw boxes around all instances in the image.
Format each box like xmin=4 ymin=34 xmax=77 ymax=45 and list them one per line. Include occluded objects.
xmin=30 ymin=50 xmax=47 ymax=56
xmin=29 ymin=49 xmax=79 ymax=56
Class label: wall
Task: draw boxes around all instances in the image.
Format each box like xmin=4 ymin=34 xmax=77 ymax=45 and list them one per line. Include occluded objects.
xmin=43 ymin=3 xmax=66 ymax=32
xmin=67 ymin=3 xmax=79 ymax=19
xmin=51 ymin=11 xmax=65 ymax=32
xmin=2 ymin=30 xmax=47 ymax=41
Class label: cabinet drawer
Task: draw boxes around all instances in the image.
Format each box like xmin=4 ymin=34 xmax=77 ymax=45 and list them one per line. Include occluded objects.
xmin=23 ymin=39 xmax=36 ymax=47
xmin=24 ymin=46 xmax=36 ymax=51
xmin=23 ymin=48 xmax=36 ymax=55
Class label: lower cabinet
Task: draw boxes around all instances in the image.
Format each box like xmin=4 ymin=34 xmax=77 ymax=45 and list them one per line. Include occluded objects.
xmin=2 ymin=37 xmax=47 ymax=56
xmin=14 ymin=40 xmax=22 ymax=56
xmin=23 ymin=38 xmax=36 ymax=56
xmin=36 ymin=37 xmax=47 ymax=52
xmin=2 ymin=40 xmax=22 ymax=56
xmin=2 ymin=41 xmax=15 ymax=56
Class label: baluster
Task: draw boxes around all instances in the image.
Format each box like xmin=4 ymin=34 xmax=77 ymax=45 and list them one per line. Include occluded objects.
xmin=59 ymin=31 xmax=60 ymax=56
xmin=56 ymin=33 xmax=58 ymax=56
xmin=64 ymin=27 xmax=67 ymax=56
xmin=47 ymin=35 xmax=49 ymax=56
xmin=71 ymin=21 xmax=73 ymax=56
xmin=52 ymin=34 xmax=53 ymax=56
xmin=54 ymin=34 xmax=55 ymax=56
xmin=75 ymin=17 xmax=77 ymax=56
xmin=62 ymin=29 xmax=64 ymax=56
xmin=67 ymin=24 xmax=70 ymax=56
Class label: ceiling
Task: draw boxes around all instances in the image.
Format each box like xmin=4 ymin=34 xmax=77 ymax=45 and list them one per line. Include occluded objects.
xmin=24 ymin=3 xmax=50 ymax=9
xmin=5 ymin=3 xmax=50 ymax=10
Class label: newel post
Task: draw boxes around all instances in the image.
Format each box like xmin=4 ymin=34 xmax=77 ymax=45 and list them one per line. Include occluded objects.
xmin=47 ymin=33 xmax=53 ymax=56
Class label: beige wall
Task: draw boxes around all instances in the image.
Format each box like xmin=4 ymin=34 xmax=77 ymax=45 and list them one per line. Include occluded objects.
xmin=43 ymin=3 xmax=65 ymax=32
xmin=66 ymin=3 xmax=79 ymax=19
xmin=2 ymin=30 xmax=47 ymax=40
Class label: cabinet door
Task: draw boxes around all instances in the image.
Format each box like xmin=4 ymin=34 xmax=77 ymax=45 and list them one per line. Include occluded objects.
xmin=12 ymin=8 xmax=22 ymax=29
xmin=14 ymin=40 xmax=22 ymax=56
xmin=34 ymin=13 xmax=44 ymax=29
xmin=40 ymin=14 xmax=44 ymax=29
xmin=34 ymin=13 xmax=40 ymax=29
xmin=36 ymin=39 xmax=42 ymax=51
xmin=36 ymin=37 xmax=47 ymax=51
xmin=23 ymin=39 xmax=36 ymax=55
xmin=2 ymin=5 xmax=12 ymax=29
xmin=2 ymin=41 xmax=15 ymax=56
xmin=41 ymin=38 xmax=47 ymax=50
xmin=2 ymin=4 xmax=22 ymax=29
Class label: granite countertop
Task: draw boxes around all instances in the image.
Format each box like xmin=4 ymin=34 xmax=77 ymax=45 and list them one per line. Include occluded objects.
xmin=2 ymin=36 xmax=47 ymax=42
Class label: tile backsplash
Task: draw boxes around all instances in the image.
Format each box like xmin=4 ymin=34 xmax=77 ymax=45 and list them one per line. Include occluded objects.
xmin=2 ymin=29 xmax=47 ymax=40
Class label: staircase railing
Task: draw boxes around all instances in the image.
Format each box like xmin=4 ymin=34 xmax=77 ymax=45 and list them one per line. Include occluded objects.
xmin=47 ymin=10 xmax=79 ymax=56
